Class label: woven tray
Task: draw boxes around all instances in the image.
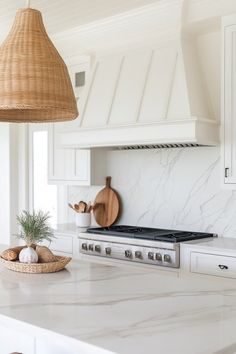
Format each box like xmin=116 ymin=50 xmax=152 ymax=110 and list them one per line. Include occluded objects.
xmin=0 ymin=255 xmax=71 ymax=274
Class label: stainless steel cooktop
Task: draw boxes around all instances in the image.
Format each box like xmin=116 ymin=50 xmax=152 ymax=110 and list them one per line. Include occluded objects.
xmin=80 ymin=225 xmax=216 ymax=268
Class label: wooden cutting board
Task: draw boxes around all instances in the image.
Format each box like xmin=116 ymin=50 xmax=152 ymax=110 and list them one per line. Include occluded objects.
xmin=93 ymin=176 xmax=120 ymax=227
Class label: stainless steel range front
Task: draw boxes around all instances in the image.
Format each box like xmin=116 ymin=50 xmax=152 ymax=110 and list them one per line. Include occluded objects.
xmin=79 ymin=225 xmax=216 ymax=268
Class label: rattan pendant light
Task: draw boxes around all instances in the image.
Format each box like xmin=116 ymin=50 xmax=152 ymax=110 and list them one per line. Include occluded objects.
xmin=0 ymin=0 xmax=78 ymax=122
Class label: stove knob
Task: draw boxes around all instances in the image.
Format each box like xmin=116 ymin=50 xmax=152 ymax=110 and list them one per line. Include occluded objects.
xmin=156 ymin=253 xmax=162 ymax=261
xmin=95 ymin=245 xmax=101 ymax=253
xmin=81 ymin=243 xmax=87 ymax=251
xmin=105 ymin=247 xmax=111 ymax=255
xmin=135 ymin=251 xmax=142 ymax=259
xmin=88 ymin=244 xmax=94 ymax=251
xmin=148 ymin=252 xmax=155 ymax=260
xmin=164 ymin=254 xmax=171 ymax=263
xmin=125 ymin=250 xmax=132 ymax=259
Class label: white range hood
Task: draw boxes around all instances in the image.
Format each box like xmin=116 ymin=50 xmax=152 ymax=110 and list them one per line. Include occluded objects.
xmin=60 ymin=117 xmax=218 ymax=149
xmin=59 ymin=3 xmax=219 ymax=149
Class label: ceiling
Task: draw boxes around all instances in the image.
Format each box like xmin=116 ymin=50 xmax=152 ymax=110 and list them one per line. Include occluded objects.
xmin=0 ymin=0 xmax=159 ymax=38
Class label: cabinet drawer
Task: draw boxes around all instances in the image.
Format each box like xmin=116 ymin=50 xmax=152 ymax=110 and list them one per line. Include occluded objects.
xmin=191 ymin=252 xmax=236 ymax=279
xmin=50 ymin=235 xmax=73 ymax=254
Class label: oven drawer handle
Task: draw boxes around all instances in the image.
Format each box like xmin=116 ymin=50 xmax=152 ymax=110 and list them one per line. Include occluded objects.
xmin=218 ymin=264 xmax=228 ymax=270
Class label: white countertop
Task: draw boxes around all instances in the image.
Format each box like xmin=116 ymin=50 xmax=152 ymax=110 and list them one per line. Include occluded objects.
xmin=1 ymin=252 xmax=236 ymax=354
xmin=182 ymin=236 xmax=236 ymax=252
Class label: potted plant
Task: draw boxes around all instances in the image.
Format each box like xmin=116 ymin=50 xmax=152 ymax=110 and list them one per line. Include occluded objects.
xmin=16 ymin=210 xmax=55 ymax=264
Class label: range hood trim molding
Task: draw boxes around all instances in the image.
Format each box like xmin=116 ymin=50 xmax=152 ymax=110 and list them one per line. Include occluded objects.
xmin=59 ymin=118 xmax=219 ymax=149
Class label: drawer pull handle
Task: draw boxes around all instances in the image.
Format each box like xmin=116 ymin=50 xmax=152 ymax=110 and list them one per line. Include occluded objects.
xmin=218 ymin=264 xmax=228 ymax=270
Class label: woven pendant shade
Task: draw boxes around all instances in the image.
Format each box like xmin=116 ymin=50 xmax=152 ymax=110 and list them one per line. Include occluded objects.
xmin=0 ymin=8 xmax=78 ymax=122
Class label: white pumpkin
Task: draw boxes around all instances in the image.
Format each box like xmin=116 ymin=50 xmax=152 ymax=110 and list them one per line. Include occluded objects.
xmin=19 ymin=247 xmax=38 ymax=263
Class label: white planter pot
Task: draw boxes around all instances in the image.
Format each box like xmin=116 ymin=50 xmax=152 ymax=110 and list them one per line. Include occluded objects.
xmin=75 ymin=213 xmax=91 ymax=228
xmin=19 ymin=247 xmax=38 ymax=263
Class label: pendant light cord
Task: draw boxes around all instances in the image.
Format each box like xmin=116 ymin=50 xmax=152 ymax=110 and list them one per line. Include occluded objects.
xmin=27 ymin=0 xmax=31 ymax=8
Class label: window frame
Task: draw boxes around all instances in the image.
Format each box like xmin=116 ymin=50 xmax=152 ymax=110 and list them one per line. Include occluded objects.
xmin=28 ymin=123 xmax=68 ymax=225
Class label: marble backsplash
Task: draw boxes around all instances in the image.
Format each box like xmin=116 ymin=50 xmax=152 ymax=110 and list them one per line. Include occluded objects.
xmin=68 ymin=147 xmax=236 ymax=237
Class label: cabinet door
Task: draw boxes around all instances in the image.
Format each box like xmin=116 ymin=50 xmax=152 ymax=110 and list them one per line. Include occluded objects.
xmin=48 ymin=124 xmax=91 ymax=185
xmin=69 ymin=149 xmax=90 ymax=182
xmin=191 ymin=252 xmax=236 ymax=279
xmin=223 ymin=23 xmax=236 ymax=185
xmin=42 ymin=233 xmax=74 ymax=255
xmin=0 ymin=324 xmax=35 ymax=354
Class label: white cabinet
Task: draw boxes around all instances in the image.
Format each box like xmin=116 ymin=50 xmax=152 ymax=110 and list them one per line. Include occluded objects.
xmin=42 ymin=234 xmax=74 ymax=256
xmin=48 ymin=123 xmax=107 ymax=185
xmin=43 ymin=233 xmax=74 ymax=257
xmin=48 ymin=123 xmax=89 ymax=184
xmin=181 ymin=238 xmax=236 ymax=279
xmin=191 ymin=252 xmax=236 ymax=279
xmin=29 ymin=123 xmax=95 ymax=186
xmin=0 ymin=323 xmax=35 ymax=354
xmin=42 ymin=229 xmax=80 ymax=258
xmin=50 ymin=233 xmax=74 ymax=255
xmin=222 ymin=15 xmax=236 ymax=187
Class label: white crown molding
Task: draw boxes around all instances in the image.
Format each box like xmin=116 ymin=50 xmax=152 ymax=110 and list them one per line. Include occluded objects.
xmin=53 ymin=0 xmax=182 ymax=57
xmin=53 ymin=0 xmax=181 ymax=41
xmin=52 ymin=0 xmax=225 ymax=58
xmin=185 ymin=0 xmax=236 ymax=24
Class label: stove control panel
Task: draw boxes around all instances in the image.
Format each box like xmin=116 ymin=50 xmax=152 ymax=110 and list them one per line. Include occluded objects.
xmin=79 ymin=239 xmax=179 ymax=268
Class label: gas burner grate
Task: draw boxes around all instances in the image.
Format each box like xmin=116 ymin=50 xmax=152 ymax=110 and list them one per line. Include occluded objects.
xmin=87 ymin=225 xmax=216 ymax=243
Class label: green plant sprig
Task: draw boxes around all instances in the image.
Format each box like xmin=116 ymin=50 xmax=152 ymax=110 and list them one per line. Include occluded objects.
xmin=16 ymin=210 xmax=55 ymax=246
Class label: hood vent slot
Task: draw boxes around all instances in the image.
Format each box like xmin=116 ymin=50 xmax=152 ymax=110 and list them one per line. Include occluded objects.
xmin=117 ymin=143 xmax=203 ymax=150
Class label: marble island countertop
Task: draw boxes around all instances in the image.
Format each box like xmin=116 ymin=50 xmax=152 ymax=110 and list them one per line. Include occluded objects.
xmin=1 ymin=255 xmax=236 ymax=354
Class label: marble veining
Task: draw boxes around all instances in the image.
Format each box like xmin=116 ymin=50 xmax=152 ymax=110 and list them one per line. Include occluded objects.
xmin=1 ymin=258 xmax=236 ymax=354
xmin=68 ymin=147 xmax=236 ymax=237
